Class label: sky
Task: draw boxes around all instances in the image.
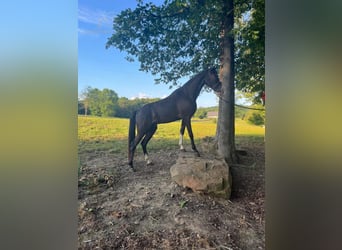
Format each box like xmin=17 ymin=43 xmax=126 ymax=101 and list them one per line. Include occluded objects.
xmin=78 ymin=0 xmax=220 ymax=107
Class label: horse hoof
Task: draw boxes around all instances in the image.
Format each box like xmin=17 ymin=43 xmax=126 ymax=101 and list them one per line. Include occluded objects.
xmin=129 ymin=165 xmax=136 ymax=172
xmin=146 ymin=161 xmax=153 ymax=166
xmin=180 ymin=148 xmax=186 ymax=152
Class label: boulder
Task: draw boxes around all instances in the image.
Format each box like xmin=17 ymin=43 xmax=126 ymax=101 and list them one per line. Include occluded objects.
xmin=170 ymin=151 xmax=232 ymax=199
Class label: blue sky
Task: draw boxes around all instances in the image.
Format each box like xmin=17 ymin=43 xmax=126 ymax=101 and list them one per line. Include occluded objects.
xmin=78 ymin=0 xmax=219 ymax=107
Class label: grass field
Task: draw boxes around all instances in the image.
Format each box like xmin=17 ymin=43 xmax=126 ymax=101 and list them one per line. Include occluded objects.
xmin=78 ymin=115 xmax=265 ymax=154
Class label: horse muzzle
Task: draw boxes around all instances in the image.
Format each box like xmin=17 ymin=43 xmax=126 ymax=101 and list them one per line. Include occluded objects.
xmin=215 ymin=88 xmax=224 ymax=97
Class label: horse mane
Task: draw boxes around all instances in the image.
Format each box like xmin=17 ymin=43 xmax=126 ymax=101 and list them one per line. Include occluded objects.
xmin=181 ymin=69 xmax=208 ymax=101
xmin=187 ymin=69 xmax=208 ymax=83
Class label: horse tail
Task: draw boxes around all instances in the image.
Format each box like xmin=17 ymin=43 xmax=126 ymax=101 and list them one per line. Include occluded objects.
xmin=128 ymin=110 xmax=137 ymax=150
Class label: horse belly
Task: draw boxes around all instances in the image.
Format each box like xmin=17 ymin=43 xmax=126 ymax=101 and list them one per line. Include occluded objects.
xmin=158 ymin=116 xmax=181 ymax=124
xmin=154 ymin=109 xmax=181 ymax=123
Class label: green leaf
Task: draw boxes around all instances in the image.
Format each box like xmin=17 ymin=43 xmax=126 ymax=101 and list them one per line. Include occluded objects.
xmin=179 ymin=200 xmax=188 ymax=208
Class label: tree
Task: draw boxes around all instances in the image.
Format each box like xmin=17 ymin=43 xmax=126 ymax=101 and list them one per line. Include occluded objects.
xmin=235 ymin=0 xmax=265 ymax=103
xmin=117 ymin=97 xmax=132 ymax=118
xmin=216 ymin=0 xmax=237 ymax=164
xmin=194 ymin=108 xmax=208 ymax=119
xmin=80 ymin=86 xmax=92 ymax=116
xmin=82 ymin=87 xmax=119 ymax=117
xmin=106 ymin=0 xmax=264 ymax=164
xmin=78 ymin=100 xmax=85 ymax=115
xmin=247 ymin=111 xmax=265 ymax=126
xmin=86 ymin=88 xmax=102 ymax=116
xmin=100 ymin=88 xmax=119 ymax=117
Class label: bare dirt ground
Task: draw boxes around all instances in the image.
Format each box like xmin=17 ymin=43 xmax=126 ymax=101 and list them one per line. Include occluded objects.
xmin=78 ymin=140 xmax=264 ymax=249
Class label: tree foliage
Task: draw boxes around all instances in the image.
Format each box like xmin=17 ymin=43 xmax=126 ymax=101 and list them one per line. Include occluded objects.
xmin=78 ymin=87 xmax=160 ymax=118
xmin=78 ymin=100 xmax=85 ymax=115
xmin=116 ymin=97 xmax=161 ymax=118
xmin=107 ymin=0 xmax=224 ymax=86
xmin=246 ymin=106 xmax=265 ymax=125
xmin=106 ymin=0 xmax=264 ymax=164
xmin=101 ymin=88 xmax=119 ymax=117
xmin=194 ymin=105 xmax=248 ymax=120
xmin=81 ymin=87 xmax=119 ymax=117
xmin=106 ymin=0 xmax=264 ymax=95
xmin=235 ymin=0 xmax=265 ymax=102
xmin=194 ymin=108 xmax=208 ymax=119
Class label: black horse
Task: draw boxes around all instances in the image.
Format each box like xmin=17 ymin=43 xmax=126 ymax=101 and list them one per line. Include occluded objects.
xmin=128 ymin=68 xmax=222 ymax=170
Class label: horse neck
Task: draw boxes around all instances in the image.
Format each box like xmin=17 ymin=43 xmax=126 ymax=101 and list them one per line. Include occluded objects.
xmin=182 ymin=72 xmax=206 ymax=101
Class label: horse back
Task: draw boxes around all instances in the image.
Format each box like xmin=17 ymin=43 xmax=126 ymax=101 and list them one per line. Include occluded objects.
xmin=146 ymin=90 xmax=197 ymax=124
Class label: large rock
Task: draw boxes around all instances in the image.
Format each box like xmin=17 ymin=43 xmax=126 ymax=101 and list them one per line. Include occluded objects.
xmin=170 ymin=151 xmax=232 ymax=199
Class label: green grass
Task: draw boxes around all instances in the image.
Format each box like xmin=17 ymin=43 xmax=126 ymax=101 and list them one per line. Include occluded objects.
xmin=78 ymin=115 xmax=265 ymax=154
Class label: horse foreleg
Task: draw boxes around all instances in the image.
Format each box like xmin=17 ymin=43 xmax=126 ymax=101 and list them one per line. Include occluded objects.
xmin=179 ymin=120 xmax=186 ymax=151
xmin=179 ymin=134 xmax=185 ymax=150
xmin=185 ymin=120 xmax=200 ymax=157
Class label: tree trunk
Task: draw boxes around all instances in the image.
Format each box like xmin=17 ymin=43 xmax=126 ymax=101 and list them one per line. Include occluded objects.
xmin=216 ymin=0 xmax=237 ymax=165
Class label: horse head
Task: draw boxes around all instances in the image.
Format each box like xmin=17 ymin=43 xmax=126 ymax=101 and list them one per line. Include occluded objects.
xmin=204 ymin=68 xmax=222 ymax=93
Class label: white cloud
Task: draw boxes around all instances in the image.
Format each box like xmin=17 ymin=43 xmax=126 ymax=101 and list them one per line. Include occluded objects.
xmin=78 ymin=6 xmax=114 ymax=27
xmin=130 ymin=93 xmax=151 ymax=100
xmin=78 ymin=27 xmax=112 ymax=36
xmin=78 ymin=27 xmax=88 ymax=34
xmin=78 ymin=7 xmax=115 ymax=35
xmin=138 ymin=93 xmax=149 ymax=99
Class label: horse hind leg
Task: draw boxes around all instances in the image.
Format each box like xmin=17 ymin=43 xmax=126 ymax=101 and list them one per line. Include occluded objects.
xmin=141 ymin=123 xmax=157 ymax=166
xmin=129 ymin=132 xmax=145 ymax=171
xmin=179 ymin=119 xmax=186 ymax=151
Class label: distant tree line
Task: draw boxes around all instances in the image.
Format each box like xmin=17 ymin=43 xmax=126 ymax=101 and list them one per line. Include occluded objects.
xmin=79 ymin=86 xmax=264 ymax=125
xmin=194 ymin=106 xmax=247 ymax=120
xmin=78 ymin=87 xmax=160 ymax=118
xmin=194 ymin=105 xmax=264 ymax=126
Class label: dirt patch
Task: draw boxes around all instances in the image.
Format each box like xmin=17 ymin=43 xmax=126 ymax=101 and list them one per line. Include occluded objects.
xmin=78 ymin=141 xmax=265 ymax=249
